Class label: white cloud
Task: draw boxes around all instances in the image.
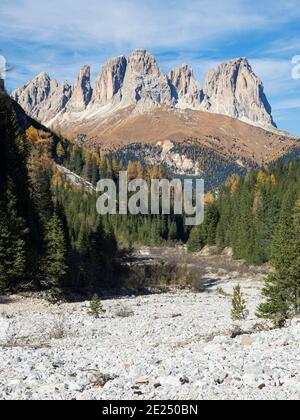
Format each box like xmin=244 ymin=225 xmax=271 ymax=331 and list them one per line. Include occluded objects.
xmin=0 ymin=0 xmax=293 ymax=51
xmin=272 ymin=98 xmax=300 ymax=111
xmin=250 ymin=59 xmax=294 ymax=95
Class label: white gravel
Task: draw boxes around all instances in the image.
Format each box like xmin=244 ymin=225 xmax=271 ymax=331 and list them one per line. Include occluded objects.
xmin=0 ymin=276 xmax=299 ymax=400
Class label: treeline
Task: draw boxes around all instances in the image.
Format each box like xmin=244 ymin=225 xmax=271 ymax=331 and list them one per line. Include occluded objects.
xmin=188 ymin=161 xmax=300 ymax=265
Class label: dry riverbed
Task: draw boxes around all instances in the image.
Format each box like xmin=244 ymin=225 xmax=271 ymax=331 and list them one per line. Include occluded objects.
xmin=0 ymin=254 xmax=299 ymax=400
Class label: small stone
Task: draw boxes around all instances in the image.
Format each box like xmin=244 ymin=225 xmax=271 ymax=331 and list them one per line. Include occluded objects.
xmin=134 ymin=390 xmax=143 ymax=396
xmin=135 ymin=377 xmax=149 ymax=386
xmin=213 ymin=335 xmax=229 ymax=344
xmin=241 ymin=335 xmax=253 ymax=347
xmin=180 ymin=375 xmax=190 ymax=385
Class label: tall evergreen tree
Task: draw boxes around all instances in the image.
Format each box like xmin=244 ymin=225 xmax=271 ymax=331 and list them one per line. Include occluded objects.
xmin=0 ymin=188 xmax=27 ymax=291
xmin=43 ymin=213 xmax=68 ymax=292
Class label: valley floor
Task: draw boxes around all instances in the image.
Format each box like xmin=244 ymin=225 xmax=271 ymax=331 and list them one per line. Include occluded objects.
xmin=0 ymin=264 xmax=299 ymax=400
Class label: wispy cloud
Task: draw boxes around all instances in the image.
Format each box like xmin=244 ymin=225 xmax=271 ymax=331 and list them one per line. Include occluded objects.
xmin=1 ymin=0 xmax=300 ymax=133
xmin=273 ymin=98 xmax=300 ymax=111
xmin=0 ymin=0 xmax=274 ymax=50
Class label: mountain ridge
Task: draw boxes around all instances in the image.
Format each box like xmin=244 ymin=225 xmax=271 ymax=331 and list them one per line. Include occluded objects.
xmin=12 ymin=49 xmax=276 ymax=131
xmin=10 ymin=50 xmax=300 ymax=182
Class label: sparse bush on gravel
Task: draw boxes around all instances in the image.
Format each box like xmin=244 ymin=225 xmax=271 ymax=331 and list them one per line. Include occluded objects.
xmin=49 ymin=316 xmax=66 ymax=340
xmin=90 ymin=372 xmax=117 ymax=388
xmin=115 ymin=303 xmax=134 ymax=318
xmin=251 ymin=322 xmax=269 ymax=332
xmin=122 ymin=261 xmax=201 ymax=291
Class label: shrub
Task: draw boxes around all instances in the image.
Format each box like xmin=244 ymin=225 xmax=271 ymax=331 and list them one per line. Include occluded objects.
xmin=115 ymin=303 xmax=134 ymax=318
xmin=50 ymin=316 xmax=66 ymax=340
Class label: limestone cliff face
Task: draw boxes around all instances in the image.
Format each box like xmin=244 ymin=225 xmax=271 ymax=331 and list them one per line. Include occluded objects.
xmin=67 ymin=65 xmax=92 ymax=112
xmin=12 ymin=52 xmax=277 ymax=129
xmin=168 ymin=64 xmax=204 ymax=109
xmin=201 ymin=58 xmax=276 ymax=127
xmin=120 ymin=49 xmax=172 ymax=110
xmin=91 ymin=56 xmax=127 ymax=106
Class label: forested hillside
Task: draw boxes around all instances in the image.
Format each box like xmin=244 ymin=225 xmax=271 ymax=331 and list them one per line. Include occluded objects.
xmin=59 ymin=140 xmax=189 ymax=246
xmin=188 ymin=159 xmax=300 ymax=265
xmin=0 ymin=92 xmax=119 ymax=296
xmin=0 ymin=91 xmax=188 ymax=296
xmin=188 ymin=160 xmax=300 ymax=324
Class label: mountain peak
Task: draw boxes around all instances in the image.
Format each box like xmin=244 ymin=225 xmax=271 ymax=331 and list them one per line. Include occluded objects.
xmin=127 ymin=49 xmax=162 ymax=76
xmin=36 ymin=71 xmax=50 ymax=80
xmin=91 ymin=55 xmax=127 ymax=106
xmin=67 ymin=65 xmax=92 ymax=112
xmin=168 ymin=64 xmax=203 ymax=109
xmin=202 ymin=57 xmax=276 ymax=128
xmin=121 ymin=49 xmax=171 ymax=109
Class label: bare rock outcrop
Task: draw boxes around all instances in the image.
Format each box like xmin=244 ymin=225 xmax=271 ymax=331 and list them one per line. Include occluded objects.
xmin=67 ymin=65 xmax=92 ymax=112
xmin=201 ymin=58 xmax=276 ymax=128
xmin=12 ymin=72 xmax=72 ymax=122
xmin=120 ymin=49 xmax=172 ymax=111
xmin=91 ymin=56 xmax=127 ymax=106
xmin=168 ymin=64 xmax=204 ymax=109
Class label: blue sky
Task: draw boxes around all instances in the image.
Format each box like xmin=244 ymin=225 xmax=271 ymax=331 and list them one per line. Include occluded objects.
xmin=1 ymin=0 xmax=300 ymax=134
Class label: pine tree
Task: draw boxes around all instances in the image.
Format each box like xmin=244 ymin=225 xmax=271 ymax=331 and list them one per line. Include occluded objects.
xmin=257 ymin=193 xmax=300 ymax=327
xmin=187 ymin=225 xmax=204 ymax=252
xmin=88 ymin=294 xmax=105 ymax=318
xmin=0 ymin=202 xmax=27 ymax=291
xmin=91 ymin=158 xmax=99 ymax=186
xmin=43 ymin=213 xmax=68 ymax=292
xmin=27 ymin=144 xmax=53 ymax=224
xmin=231 ymin=284 xmax=248 ymax=321
xmin=0 ymin=97 xmax=30 ymax=291
xmin=203 ymin=203 xmax=219 ymax=245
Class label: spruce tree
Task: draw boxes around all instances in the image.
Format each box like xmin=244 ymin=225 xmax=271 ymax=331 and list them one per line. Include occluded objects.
xmin=43 ymin=213 xmax=68 ymax=292
xmin=187 ymin=226 xmax=204 ymax=252
xmin=231 ymin=284 xmax=248 ymax=321
xmin=88 ymin=294 xmax=105 ymax=318
xmin=0 ymin=203 xmax=27 ymax=291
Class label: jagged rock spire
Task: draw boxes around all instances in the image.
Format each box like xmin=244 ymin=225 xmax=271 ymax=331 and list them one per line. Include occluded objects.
xmin=91 ymin=56 xmax=127 ymax=106
xmin=67 ymin=65 xmax=92 ymax=112
xmin=168 ymin=64 xmax=204 ymax=109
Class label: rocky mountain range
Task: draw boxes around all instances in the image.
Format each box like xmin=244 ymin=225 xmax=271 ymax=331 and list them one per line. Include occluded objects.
xmin=13 ymin=49 xmax=276 ymax=130
xmin=11 ymin=49 xmax=299 ymax=182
